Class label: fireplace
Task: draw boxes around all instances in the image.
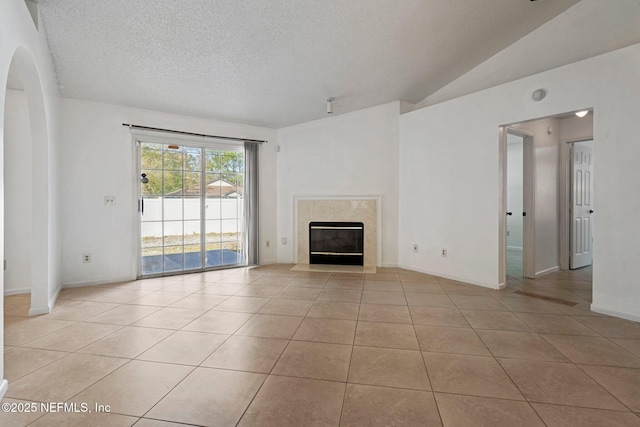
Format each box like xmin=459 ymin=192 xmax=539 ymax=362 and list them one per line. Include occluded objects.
xmin=309 ymin=222 xmax=364 ymax=266
xmin=295 ymin=197 xmax=379 ymax=266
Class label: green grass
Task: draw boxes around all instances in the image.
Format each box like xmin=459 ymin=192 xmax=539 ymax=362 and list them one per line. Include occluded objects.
xmin=141 ymin=232 xmax=241 ymax=256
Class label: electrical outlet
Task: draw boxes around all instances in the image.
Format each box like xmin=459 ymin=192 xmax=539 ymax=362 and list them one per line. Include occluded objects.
xmin=441 ymin=248 xmax=447 ymax=257
xmin=266 ymin=240 xmax=270 ymax=247
xmin=83 ymin=253 xmax=92 ymax=263
xmin=104 ymin=195 xmax=116 ymax=206
xmin=412 ymin=244 xmax=419 ymax=253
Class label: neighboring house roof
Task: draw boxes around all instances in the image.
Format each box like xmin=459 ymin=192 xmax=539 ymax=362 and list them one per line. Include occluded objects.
xmin=165 ymin=179 xmax=243 ymax=197
xmin=205 ymin=180 xmax=243 ymax=197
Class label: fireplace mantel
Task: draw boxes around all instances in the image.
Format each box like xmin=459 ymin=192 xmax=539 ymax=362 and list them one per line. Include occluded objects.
xmin=293 ymin=196 xmax=381 ymax=267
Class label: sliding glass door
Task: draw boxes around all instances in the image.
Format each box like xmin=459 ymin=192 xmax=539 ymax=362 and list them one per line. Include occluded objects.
xmin=138 ymin=141 xmax=246 ymax=277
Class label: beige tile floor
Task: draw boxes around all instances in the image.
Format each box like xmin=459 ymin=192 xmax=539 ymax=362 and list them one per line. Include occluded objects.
xmin=2 ymin=264 xmax=640 ymax=426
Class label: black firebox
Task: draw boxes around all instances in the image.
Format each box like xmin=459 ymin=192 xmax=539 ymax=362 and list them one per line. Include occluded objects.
xmin=309 ymin=222 xmax=364 ymax=266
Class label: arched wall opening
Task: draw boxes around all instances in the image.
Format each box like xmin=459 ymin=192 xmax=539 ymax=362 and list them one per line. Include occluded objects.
xmin=2 ymin=45 xmax=50 ymax=316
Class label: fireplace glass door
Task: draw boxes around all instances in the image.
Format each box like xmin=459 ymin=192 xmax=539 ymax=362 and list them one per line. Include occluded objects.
xmin=309 ymin=222 xmax=364 ymax=265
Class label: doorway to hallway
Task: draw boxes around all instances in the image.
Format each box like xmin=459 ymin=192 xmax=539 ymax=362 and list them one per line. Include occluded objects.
xmin=500 ymin=110 xmax=594 ymax=288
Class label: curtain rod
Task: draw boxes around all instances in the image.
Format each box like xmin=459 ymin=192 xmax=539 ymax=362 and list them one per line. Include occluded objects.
xmin=122 ymin=123 xmax=267 ymax=144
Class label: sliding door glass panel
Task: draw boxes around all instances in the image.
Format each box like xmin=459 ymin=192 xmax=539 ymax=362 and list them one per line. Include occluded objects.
xmin=184 ymin=219 xmax=202 ymax=270
xmin=183 ymin=148 xmax=203 ymax=271
xmin=140 ymin=143 xmax=163 ymax=275
xmin=164 ymin=244 xmax=184 ymax=272
xmin=204 ymin=149 xmax=245 ymax=268
xmin=141 ymin=221 xmax=163 ymax=275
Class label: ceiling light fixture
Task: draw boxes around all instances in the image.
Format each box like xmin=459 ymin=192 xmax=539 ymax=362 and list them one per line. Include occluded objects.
xmin=575 ymin=110 xmax=589 ymax=118
xmin=326 ymin=97 xmax=334 ymax=115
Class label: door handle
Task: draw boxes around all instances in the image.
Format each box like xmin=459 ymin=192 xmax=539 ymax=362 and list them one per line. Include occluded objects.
xmin=589 ymin=210 xmax=594 ymax=214
xmin=506 ymin=212 xmax=513 ymax=216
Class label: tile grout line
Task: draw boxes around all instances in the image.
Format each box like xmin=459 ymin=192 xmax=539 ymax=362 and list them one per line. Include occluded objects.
xmin=337 ymin=276 xmax=364 ymax=426
xmin=135 ymin=268 xmax=275 ymax=425
xmin=573 ymin=362 xmax=639 ymax=414
xmin=472 ymin=322 xmax=548 ymax=425
xmin=404 ymin=276 xmax=446 ymax=427
xmin=233 ymin=274 xmax=331 ymax=426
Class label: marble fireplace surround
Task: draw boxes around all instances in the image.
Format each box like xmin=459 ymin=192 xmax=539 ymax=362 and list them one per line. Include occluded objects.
xmin=294 ymin=196 xmax=382 ymax=267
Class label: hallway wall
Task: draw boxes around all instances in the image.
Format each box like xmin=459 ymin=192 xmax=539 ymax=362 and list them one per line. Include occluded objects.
xmin=399 ymin=42 xmax=640 ymax=322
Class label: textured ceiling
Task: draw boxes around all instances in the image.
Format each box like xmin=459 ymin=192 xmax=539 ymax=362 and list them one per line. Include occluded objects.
xmin=38 ymin=0 xmax=580 ymax=127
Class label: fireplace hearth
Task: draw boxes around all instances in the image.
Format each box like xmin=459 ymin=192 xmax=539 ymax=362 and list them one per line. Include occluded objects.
xmin=309 ymin=222 xmax=364 ymax=266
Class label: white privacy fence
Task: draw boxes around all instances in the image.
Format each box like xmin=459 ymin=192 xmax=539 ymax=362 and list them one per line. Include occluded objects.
xmin=141 ymin=197 xmax=243 ymax=237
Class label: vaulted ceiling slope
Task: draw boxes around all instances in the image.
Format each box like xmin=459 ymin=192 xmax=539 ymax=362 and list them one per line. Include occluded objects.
xmin=418 ymin=0 xmax=640 ymax=108
xmin=39 ymin=0 xmax=580 ymax=127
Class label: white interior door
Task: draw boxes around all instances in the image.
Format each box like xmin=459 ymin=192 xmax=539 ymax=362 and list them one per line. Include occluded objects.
xmin=570 ymin=141 xmax=594 ymax=269
xmin=506 ymin=134 xmax=524 ymax=278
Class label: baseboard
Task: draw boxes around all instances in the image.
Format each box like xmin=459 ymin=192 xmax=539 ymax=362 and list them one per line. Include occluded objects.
xmin=0 ymin=379 xmax=7 ymax=401
xmin=3 ymin=287 xmax=30 ymax=296
xmin=535 ymin=266 xmax=559 ymax=278
xmin=47 ymin=285 xmax=62 ymax=311
xmin=62 ymin=275 xmax=136 ymax=289
xmin=591 ymin=304 xmax=640 ymax=322
xmin=266 ymin=260 xmax=399 ymax=269
xmin=397 ymin=264 xmax=501 ymax=290
xmin=28 ymin=305 xmax=50 ymax=316
xmin=5 ymin=286 xmax=61 ymax=315
xmin=507 ymin=246 xmax=523 ymax=252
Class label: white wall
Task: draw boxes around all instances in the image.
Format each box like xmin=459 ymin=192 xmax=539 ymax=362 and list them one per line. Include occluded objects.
xmin=3 ymin=90 xmax=33 ymax=294
xmin=276 ymin=102 xmax=401 ymax=266
xmin=506 ymin=136 xmax=523 ymax=250
xmin=399 ymin=42 xmax=640 ymax=321
xmin=59 ymin=98 xmax=277 ymax=286
xmin=1 ymin=0 xmax=63 ymax=398
xmin=560 ymin=114 xmax=594 ymax=142
xmin=513 ymin=117 xmax=561 ymax=276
